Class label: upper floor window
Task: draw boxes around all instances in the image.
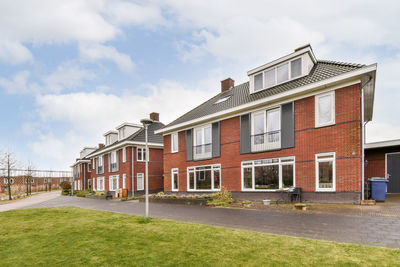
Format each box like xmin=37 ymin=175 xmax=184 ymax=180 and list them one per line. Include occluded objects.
xmin=88 ymin=163 xmax=91 ymax=172
xmin=119 ymin=128 xmax=125 ymax=139
xmin=253 ymin=57 xmax=303 ymax=92
xmin=193 ymin=125 xmax=212 ymax=160
xmin=251 ymin=108 xmax=281 ymax=152
xmin=171 ymin=133 xmax=178 ymax=153
xmin=137 ymin=147 xmax=147 ymax=162
xmin=97 ymin=156 xmax=104 ymax=174
xmin=315 ymin=91 xmax=335 ymax=127
xmin=122 ymin=147 xmax=126 ymax=163
xmin=110 ymin=151 xmax=118 ymax=172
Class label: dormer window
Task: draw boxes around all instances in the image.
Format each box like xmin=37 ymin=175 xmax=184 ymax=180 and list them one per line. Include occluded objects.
xmin=253 ymin=57 xmax=303 ymax=93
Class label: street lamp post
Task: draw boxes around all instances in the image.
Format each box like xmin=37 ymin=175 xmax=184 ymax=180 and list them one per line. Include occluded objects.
xmin=140 ymin=118 xmax=153 ymax=218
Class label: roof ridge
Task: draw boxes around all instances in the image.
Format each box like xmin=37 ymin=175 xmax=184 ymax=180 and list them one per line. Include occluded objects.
xmin=317 ymin=59 xmax=365 ymax=68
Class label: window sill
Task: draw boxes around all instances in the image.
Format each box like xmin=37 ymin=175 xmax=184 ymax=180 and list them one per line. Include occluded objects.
xmin=241 ymin=189 xmax=290 ymax=192
xmin=187 ymin=189 xmax=221 ymax=192
xmin=315 ymin=189 xmax=336 ymax=192
xmin=315 ymin=122 xmax=335 ymax=129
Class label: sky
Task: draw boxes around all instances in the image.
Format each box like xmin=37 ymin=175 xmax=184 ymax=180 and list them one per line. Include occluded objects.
xmin=0 ymin=0 xmax=400 ymax=171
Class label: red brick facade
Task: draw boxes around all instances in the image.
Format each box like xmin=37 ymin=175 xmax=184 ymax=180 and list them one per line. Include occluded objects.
xmin=163 ymin=83 xmax=363 ymax=202
xmin=88 ymin=146 xmax=163 ymax=196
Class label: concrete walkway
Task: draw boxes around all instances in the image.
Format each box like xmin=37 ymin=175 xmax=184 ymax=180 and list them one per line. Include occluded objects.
xmin=0 ymin=191 xmax=60 ymax=212
xmin=21 ymin=195 xmax=400 ymax=249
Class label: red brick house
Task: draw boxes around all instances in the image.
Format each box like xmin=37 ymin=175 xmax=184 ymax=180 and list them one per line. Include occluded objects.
xmin=155 ymin=44 xmax=377 ymax=203
xmin=71 ymin=147 xmax=96 ymax=190
xmin=365 ymin=139 xmax=400 ymax=193
xmin=83 ymin=113 xmax=164 ymax=197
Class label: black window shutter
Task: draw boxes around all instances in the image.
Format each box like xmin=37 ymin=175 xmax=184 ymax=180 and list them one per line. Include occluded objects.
xmin=212 ymin=122 xmax=220 ymax=158
xmin=186 ymin=129 xmax=193 ymax=161
xmin=240 ymin=114 xmax=251 ymax=154
xmin=281 ymin=102 xmax=294 ymax=149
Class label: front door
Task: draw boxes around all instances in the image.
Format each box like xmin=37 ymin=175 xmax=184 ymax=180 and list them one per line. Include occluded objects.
xmin=387 ymin=153 xmax=400 ymax=193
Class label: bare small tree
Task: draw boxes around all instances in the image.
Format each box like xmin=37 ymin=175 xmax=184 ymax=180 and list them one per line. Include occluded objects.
xmin=0 ymin=150 xmax=18 ymax=200
xmin=26 ymin=161 xmax=35 ymax=196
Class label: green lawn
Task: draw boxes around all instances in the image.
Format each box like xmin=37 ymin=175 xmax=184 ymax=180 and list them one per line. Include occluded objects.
xmin=0 ymin=207 xmax=399 ymax=266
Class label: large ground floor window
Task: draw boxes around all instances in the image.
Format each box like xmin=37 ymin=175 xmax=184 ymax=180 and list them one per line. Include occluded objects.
xmin=109 ymin=175 xmax=119 ymax=191
xmin=315 ymin=152 xmax=336 ymax=192
xmin=97 ymin=177 xmax=105 ymax=191
xmin=242 ymin=157 xmax=295 ymax=191
xmin=187 ymin=164 xmax=221 ymax=191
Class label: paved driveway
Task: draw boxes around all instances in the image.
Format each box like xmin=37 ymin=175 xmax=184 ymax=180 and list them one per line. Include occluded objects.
xmin=18 ymin=194 xmax=400 ymax=249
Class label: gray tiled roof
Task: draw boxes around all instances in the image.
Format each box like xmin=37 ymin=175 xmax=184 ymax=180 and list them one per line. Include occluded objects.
xmin=163 ymin=60 xmax=365 ymax=129
xmin=86 ymin=121 xmax=164 ymax=156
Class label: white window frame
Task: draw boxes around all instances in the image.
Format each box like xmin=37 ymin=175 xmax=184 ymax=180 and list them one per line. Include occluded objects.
xmin=241 ymin=156 xmax=295 ymax=191
xmin=187 ymin=164 xmax=221 ymax=192
xmin=122 ymin=147 xmax=126 ymax=163
xmin=171 ymin=132 xmax=178 ymax=153
xmin=88 ymin=163 xmax=91 ymax=172
xmin=251 ymin=108 xmax=281 ymax=152
xmin=92 ymin=178 xmax=96 ymax=191
xmin=122 ymin=174 xmax=126 ymax=189
xmin=97 ymin=177 xmax=105 ymax=191
xmin=252 ymin=56 xmax=303 ymax=93
xmin=193 ymin=124 xmax=212 ymax=160
xmin=315 ymin=91 xmax=335 ymax=128
xmin=137 ymin=173 xmax=144 ymax=190
xmin=171 ymin=168 xmax=179 ymax=191
xmin=109 ymin=175 xmax=119 ymax=191
xmin=137 ymin=147 xmax=147 ymax=162
xmin=92 ymin=159 xmax=95 ymax=170
xmin=315 ymin=152 xmax=336 ymax=192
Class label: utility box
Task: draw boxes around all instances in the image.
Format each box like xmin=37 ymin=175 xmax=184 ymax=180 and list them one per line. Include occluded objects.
xmin=121 ymin=188 xmax=128 ymax=198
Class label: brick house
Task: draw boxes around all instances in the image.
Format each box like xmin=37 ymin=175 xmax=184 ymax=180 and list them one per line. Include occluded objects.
xmin=365 ymin=139 xmax=400 ymax=193
xmin=155 ymin=44 xmax=377 ymax=203
xmin=84 ymin=113 xmax=164 ymax=197
xmin=71 ymin=147 xmax=96 ymax=190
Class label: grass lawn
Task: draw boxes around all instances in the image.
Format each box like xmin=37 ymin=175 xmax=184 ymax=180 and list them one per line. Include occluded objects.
xmin=0 ymin=207 xmax=399 ymax=266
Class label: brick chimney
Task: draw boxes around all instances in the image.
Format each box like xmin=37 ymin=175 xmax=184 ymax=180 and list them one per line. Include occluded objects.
xmin=98 ymin=143 xmax=104 ymax=148
xmin=150 ymin=112 xmax=159 ymax=121
xmin=221 ymin=78 xmax=234 ymax=92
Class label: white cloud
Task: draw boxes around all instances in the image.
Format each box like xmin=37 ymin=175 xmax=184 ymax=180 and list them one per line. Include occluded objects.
xmin=0 ymin=71 xmax=39 ymax=94
xmin=32 ymin=78 xmax=218 ymax=169
xmin=79 ymin=43 xmax=135 ymax=72
xmin=0 ymin=0 xmax=166 ymax=65
xmin=0 ymin=62 xmax=95 ymax=94
xmin=0 ymin=39 xmax=33 ymax=64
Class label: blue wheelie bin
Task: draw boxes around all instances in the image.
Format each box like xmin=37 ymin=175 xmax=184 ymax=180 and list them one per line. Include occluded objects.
xmin=368 ymin=178 xmax=389 ymax=202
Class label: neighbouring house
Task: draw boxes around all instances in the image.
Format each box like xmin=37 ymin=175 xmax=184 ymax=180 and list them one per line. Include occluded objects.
xmin=365 ymin=139 xmax=400 ymax=193
xmin=155 ymin=44 xmax=377 ymax=203
xmin=71 ymin=147 xmax=97 ymax=191
xmin=84 ymin=112 xmax=164 ymax=197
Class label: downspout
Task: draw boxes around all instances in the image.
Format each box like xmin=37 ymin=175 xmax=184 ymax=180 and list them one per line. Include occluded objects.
xmin=361 ymin=76 xmax=372 ymax=201
xmin=83 ymin=164 xmax=86 ymax=190
xmin=131 ymin=145 xmax=135 ymax=197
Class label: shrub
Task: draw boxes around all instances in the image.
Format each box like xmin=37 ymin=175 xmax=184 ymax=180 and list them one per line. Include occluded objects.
xmin=60 ymin=181 xmax=71 ymax=190
xmin=207 ymin=187 xmax=234 ymax=207
xmin=75 ymin=190 xmax=90 ymax=197
xmin=60 ymin=181 xmax=71 ymax=196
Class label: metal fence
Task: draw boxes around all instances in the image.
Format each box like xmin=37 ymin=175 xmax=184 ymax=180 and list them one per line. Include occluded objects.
xmin=0 ymin=168 xmax=72 ymax=200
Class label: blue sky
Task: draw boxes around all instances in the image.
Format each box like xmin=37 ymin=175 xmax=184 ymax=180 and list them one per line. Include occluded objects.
xmin=0 ymin=0 xmax=399 ymax=170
